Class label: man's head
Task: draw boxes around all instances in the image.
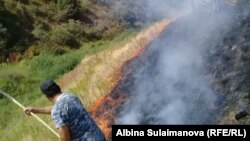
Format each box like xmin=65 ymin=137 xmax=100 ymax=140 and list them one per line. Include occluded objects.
xmin=40 ymin=80 xmax=61 ymax=98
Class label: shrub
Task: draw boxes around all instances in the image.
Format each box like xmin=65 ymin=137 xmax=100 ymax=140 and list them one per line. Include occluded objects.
xmin=65 ymin=19 xmax=85 ymax=39
xmin=49 ymin=20 xmax=84 ymax=47
xmin=49 ymin=25 xmax=74 ymax=46
xmin=32 ymin=21 xmax=48 ymax=40
xmin=0 ymin=23 xmax=7 ymax=51
xmin=56 ymin=0 xmax=72 ymax=10
xmin=3 ymin=0 xmax=17 ymax=11
xmin=53 ymin=0 xmax=80 ymax=22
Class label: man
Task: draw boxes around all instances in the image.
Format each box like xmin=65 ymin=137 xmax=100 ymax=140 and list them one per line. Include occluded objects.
xmin=24 ymin=80 xmax=106 ymax=141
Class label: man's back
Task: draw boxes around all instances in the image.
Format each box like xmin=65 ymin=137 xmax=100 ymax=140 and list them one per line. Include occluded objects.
xmin=51 ymin=93 xmax=106 ymax=141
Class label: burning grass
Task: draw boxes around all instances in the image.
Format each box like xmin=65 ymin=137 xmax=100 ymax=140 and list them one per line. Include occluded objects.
xmin=58 ymin=18 xmax=174 ymax=108
xmin=88 ymin=19 xmax=175 ymax=140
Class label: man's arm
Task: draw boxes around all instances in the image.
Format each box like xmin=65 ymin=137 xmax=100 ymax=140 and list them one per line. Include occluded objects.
xmin=24 ymin=106 xmax=53 ymax=115
xmin=58 ymin=125 xmax=71 ymax=141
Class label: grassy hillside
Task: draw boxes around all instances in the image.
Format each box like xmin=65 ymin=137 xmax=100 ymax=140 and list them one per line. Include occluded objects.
xmin=2 ymin=0 xmax=249 ymax=140
xmin=0 ymin=0 xmax=148 ymax=140
xmin=0 ymin=0 xmax=147 ymax=62
xmin=0 ymin=29 xmax=137 ymax=141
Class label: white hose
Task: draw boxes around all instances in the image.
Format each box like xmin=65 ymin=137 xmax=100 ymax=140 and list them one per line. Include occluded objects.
xmin=0 ymin=90 xmax=60 ymax=138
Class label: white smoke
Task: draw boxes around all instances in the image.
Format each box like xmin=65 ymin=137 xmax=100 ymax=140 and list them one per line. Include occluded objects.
xmin=115 ymin=0 xmax=242 ymax=124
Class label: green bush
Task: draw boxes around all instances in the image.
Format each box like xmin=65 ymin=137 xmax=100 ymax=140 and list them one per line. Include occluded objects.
xmin=32 ymin=21 xmax=47 ymax=40
xmin=66 ymin=19 xmax=85 ymax=39
xmin=3 ymin=0 xmax=17 ymax=11
xmin=49 ymin=26 xmax=75 ymax=46
xmin=0 ymin=23 xmax=7 ymax=50
xmin=49 ymin=20 xmax=84 ymax=47
xmin=53 ymin=0 xmax=80 ymax=23
xmin=27 ymin=20 xmax=87 ymax=57
xmin=56 ymin=0 xmax=77 ymax=10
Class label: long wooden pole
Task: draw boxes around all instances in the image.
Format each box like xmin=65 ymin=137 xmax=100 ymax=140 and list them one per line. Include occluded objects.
xmin=0 ymin=90 xmax=60 ymax=138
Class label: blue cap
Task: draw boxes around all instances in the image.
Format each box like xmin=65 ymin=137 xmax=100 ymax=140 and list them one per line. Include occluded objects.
xmin=40 ymin=80 xmax=61 ymax=97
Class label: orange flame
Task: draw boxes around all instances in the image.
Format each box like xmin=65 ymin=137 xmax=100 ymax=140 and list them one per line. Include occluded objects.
xmin=89 ymin=92 xmax=128 ymax=140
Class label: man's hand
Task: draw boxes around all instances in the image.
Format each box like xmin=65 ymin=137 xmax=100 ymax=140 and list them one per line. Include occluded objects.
xmin=24 ymin=107 xmax=33 ymax=116
xmin=24 ymin=106 xmax=53 ymax=115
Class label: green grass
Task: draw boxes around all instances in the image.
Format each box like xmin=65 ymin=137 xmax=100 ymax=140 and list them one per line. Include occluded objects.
xmin=0 ymin=29 xmax=137 ymax=141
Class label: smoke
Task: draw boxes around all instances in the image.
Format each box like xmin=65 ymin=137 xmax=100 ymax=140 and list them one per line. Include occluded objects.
xmin=115 ymin=0 xmax=245 ymax=124
xmin=143 ymin=0 xmax=193 ymax=19
xmin=106 ymin=0 xmax=193 ymax=27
